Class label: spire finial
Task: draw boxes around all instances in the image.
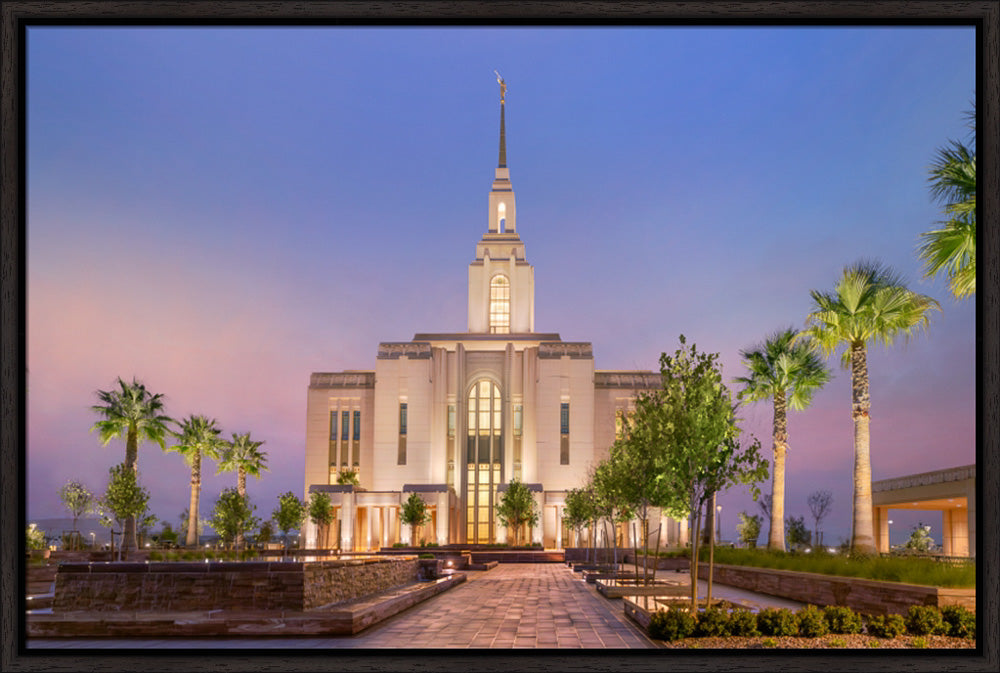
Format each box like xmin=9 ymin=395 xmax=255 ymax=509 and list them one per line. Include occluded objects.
xmin=494 ymin=70 xmax=507 ymax=168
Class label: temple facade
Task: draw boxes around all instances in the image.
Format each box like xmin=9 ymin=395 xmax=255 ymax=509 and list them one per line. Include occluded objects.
xmin=302 ymin=80 xmax=685 ymax=549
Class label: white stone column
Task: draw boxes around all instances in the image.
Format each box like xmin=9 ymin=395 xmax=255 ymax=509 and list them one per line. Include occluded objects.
xmin=532 ymin=491 xmax=544 ymax=545
xmin=678 ymin=517 xmax=689 ymax=547
xmin=367 ymin=504 xmax=376 ymax=551
xmin=341 ymin=492 xmax=355 ymax=551
xmin=555 ymin=506 xmax=563 ymax=549
xmin=436 ymin=492 xmax=449 ymax=545
xmin=381 ymin=506 xmax=390 ymax=549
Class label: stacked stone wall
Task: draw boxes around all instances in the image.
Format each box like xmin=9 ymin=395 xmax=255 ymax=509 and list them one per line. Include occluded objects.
xmin=53 ymin=557 xmax=418 ymax=613
xmin=697 ymin=563 xmax=975 ymax=615
xmin=303 ymin=559 xmax=419 ymax=609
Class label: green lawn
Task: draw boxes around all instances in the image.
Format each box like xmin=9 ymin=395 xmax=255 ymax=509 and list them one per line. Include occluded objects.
xmin=701 ymin=547 xmax=975 ymax=588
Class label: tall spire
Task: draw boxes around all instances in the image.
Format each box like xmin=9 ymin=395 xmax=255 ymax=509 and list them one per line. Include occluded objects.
xmin=495 ymin=70 xmax=507 ymax=168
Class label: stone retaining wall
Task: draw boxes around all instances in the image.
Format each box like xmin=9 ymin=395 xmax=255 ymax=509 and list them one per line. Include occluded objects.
xmin=53 ymin=557 xmax=419 ymax=613
xmin=697 ymin=563 xmax=975 ymax=616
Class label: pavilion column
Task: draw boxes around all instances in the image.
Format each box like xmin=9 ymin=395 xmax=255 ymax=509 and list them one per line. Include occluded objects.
xmin=555 ymin=505 xmax=563 ymax=549
xmin=942 ymin=509 xmax=953 ymax=556
xmin=366 ymin=504 xmax=376 ymax=551
xmin=874 ymin=507 xmax=888 ymax=553
xmin=678 ymin=517 xmax=689 ymax=547
xmin=965 ymin=483 xmax=976 ymax=558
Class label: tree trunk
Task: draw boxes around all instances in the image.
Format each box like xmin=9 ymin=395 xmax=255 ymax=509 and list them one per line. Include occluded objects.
xmin=123 ymin=425 xmax=139 ymax=555
xmin=185 ymin=451 xmax=201 ymax=547
xmin=768 ymin=388 xmax=789 ymax=551
xmin=707 ymin=493 xmax=716 ymax=607
xmin=690 ymin=505 xmax=701 ymax=611
xmin=236 ymin=469 xmax=247 ymax=550
xmin=850 ymin=342 xmax=877 ymax=554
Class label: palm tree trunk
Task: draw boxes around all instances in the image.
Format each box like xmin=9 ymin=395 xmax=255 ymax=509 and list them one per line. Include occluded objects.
xmin=236 ymin=469 xmax=247 ymax=550
xmin=850 ymin=342 xmax=877 ymax=554
xmin=123 ymin=425 xmax=139 ymax=554
xmin=186 ymin=451 xmax=201 ymax=547
xmin=768 ymin=389 xmax=788 ymax=551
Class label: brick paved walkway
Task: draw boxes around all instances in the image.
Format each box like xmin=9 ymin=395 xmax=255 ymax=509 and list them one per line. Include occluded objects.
xmin=28 ymin=563 xmax=656 ymax=649
xmin=355 ymin=563 xmax=655 ymax=648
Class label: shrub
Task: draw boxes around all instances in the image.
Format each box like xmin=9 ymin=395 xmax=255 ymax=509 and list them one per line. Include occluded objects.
xmin=418 ymin=553 xmax=435 ymax=559
xmin=727 ymin=608 xmax=760 ymax=637
xmin=693 ymin=607 xmax=730 ymax=637
xmin=905 ymin=605 xmax=946 ymax=636
xmin=761 ymin=637 xmax=777 ymax=648
xmin=940 ymin=605 xmax=975 ymax=639
xmin=757 ymin=608 xmax=799 ymax=637
xmin=866 ymin=614 xmax=906 ymax=639
xmin=828 ymin=637 xmax=847 ymax=648
xmin=148 ymin=551 xmax=163 ymax=561
xmin=910 ymin=637 xmax=929 ymax=649
xmin=796 ymin=605 xmax=829 ymax=637
xmin=648 ymin=608 xmax=696 ymax=642
xmin=823 ymin=606 xmax=862 ymax=634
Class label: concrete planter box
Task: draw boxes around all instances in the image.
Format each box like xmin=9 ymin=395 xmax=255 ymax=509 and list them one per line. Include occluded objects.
xmin=596 ymin=579 xmax=688 ymax=599
xmin=583 ymin=570 xmax=638 ymax=585
xmin=623 ymin=554 xmax=690 ymax=572
xmin=698 ymin=563 xmax=975 ymax=616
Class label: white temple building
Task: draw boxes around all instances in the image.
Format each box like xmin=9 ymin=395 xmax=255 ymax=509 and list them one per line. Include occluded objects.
xmin=302 ymin=79 xmax=686 ymax=550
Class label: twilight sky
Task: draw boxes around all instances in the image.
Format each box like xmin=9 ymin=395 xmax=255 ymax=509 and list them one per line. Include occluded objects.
xmin=26 ymin=26 xmax=976 ymax=547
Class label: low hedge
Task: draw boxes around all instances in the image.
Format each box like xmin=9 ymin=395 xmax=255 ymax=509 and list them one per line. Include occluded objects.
xmin=644 ymin=603 xmax=974 ymax=642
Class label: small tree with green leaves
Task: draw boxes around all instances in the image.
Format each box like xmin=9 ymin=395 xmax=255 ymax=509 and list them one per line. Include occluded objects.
xmin=308 ymin=491 xmax=335 ymax=549
xmin=58 ymin=480 xmax=95 ymax=549
xmin=786 ymin=516 xmax=811 ymax=550
xmin=100 ymin=462 xmax=151 ymax=561
xmin=272 ymin=491 xmax=306 ymax=554
xmin=639 ymin=335 xmax=768 ymax=609
xmin=400 ymin=492 xmax=430 ymax=546
xmin=905 ymin=523 xmax=935 ymax=553
xmin=211 ymin=488 xmax=259 ymax=551
xmin=563 ymin=486 xmax=597 ymax=559
xmin=736 ymin=512 xmax=762 ymax=548
xmin=336 ymin=470 xmax=360 ymax=486
xmin=496 ymin=478 xmax=539 ymax=546
xmin=26 ymin=523 xmax=47 ymax=551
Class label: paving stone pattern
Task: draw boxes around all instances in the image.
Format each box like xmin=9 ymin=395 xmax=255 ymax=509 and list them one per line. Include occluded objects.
xmin=342 ymin=563 xmax=655 ymax=648
xmin=29 ymin=563 xmax=657 ymax=649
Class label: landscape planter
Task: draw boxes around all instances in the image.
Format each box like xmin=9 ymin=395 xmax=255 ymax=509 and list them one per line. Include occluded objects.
xmin=698 ymin=563 xmax=975 ymax=616
xmin=596 ymin=579 xmax=688 ymax=599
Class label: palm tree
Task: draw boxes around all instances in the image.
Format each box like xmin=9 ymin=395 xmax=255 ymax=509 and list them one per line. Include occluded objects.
xmin=918 ymin=105 xmax=976 ymax=299
xmin=90 ymin=377 xmax=172 ymax=553
xmin=735 ymin=328 xmax=831 ymax=551
xmin=169 ymin=415 xmax=225 ymax=547
xmin=217 ymin=432 xmax=268 ymax=498
xmin=802 ymin=261 xmax=939 ymax=554
xmin=217 ymin=432 xmax=268 ymax=551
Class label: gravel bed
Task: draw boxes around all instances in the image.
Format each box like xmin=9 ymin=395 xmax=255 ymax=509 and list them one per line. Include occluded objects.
xmin=656 ymin=634 xmax=977 ymax=649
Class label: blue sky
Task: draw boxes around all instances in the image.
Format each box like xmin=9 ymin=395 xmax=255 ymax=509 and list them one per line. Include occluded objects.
xmin=27 ymin=26 xmax=976 ymax=547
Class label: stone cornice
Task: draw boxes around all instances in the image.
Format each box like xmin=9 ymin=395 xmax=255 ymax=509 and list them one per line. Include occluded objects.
xmin=310 ymin=372 xmax=375 ymax=389
xmin=538 ymin=342 xmax=593 ymax=359
xmin=872 ymin=465 xmax=976 ymax=492
xmin=377 ymin=342 xmax=433 ymax=360
xmin=594 ymin=371 xmax=661 ymax=389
